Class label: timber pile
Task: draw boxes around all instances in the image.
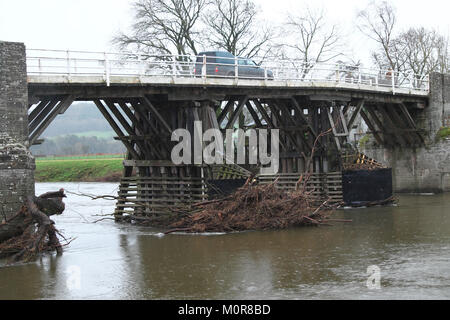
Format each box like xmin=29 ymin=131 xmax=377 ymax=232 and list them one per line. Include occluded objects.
xmin=167 ymin=176 xmax=337 ymax=233
xmin=341 ymin=152 xmax=385 ymax=171
xmin=0 ymin=190 xmax=66 ymax=263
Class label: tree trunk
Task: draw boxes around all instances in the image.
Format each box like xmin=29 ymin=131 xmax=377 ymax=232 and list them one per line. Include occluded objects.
xmin=0 ymin=189 xmax=66 ymax=262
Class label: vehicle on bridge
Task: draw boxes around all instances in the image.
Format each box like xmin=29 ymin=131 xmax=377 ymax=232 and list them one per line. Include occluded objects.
xmin=194 ymin=51 xmax=274 ymax=79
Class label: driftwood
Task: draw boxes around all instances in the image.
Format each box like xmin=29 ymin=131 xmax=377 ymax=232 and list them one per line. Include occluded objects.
xmin=165 ymin=175 xmax=338 ymax=233
xmin=0 ymin=189 xmax=66 ymax=262
xmin=165 ymin=128 xmax=341 ymax=233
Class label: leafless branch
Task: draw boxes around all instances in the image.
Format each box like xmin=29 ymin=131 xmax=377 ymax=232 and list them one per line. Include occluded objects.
xmin=277 ymin=6 xmax=343 ymax=78
xmin=112 ymin=0 xmax=208 ymax=56
xmin=357 ymin=1 xmax=449 ymax=77
xmin=203 ymin=0 xmax=273 ymax=58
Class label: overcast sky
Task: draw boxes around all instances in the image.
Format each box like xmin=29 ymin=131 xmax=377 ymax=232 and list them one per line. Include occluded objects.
xmin=0 ymin=0 xmax=449 ymax=65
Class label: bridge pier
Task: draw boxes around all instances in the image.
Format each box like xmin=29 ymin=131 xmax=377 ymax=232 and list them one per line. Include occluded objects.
xmin=0 ymin=41 xmax=35 ymax=219
xmin=363 ymin=73 xmax=450 ymax=193
xmin=105 ymin=95 xmax=350 ymax=222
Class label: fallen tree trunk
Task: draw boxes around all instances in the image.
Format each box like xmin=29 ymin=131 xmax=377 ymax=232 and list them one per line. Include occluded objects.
xmin=0 ymin=189 xmax=66 ymax=262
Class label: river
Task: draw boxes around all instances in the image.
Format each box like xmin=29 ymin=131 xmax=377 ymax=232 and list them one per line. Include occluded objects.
xmin=0 ymin=182 xmax=449 ymax=299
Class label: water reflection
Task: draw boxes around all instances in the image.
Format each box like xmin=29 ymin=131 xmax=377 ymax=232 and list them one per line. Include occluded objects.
xmin=0 ymin=182 xmax=449 ymax=299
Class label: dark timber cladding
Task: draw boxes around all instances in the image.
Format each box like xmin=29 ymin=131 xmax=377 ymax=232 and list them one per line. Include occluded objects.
xmin=27 ymin=82 xmax=429 ymax=220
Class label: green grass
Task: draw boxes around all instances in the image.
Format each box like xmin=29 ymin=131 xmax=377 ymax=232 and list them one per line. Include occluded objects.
xmin=36 ymin=154 xmax=124 ymax=161
xmin=35 ymin=158 xmax=124 ymax=182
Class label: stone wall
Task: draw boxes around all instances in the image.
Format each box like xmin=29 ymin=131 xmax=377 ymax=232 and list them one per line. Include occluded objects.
xmin=364 ymin=140 xmax=450 ymax=193
xmin=364 ymin=72 xmax=450 ymax=193
xmin=0 ymin=41 xmax=35 ymax=219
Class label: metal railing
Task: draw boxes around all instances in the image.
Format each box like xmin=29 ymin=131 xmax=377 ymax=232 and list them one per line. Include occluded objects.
xmin=26 ymin=48 xmax=430 ymax=93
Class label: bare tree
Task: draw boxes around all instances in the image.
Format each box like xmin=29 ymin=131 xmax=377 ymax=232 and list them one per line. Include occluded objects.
xmin=113 ymin=0 xmax=208 ymax=56
xmin=358 ymin=1 xmax=449 ymax=79
xmin=203 ymin=0 xmax=272 ymax=59
xmin=438 ymin=36 xmax=450 ymax=73
xmin=391 ymin=27 xmax=449 ymax=75
xmin=280 ymin=7 xmax=342 ymax=78
xmin=357 ymin=1 xmax=397 ymax=71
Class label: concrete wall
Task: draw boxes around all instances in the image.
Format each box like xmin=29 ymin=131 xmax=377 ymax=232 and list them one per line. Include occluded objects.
xmin=364 ymin=72 xmax=450 ymax=193
xmin=0 ymin=41 xmax=35 ymax=219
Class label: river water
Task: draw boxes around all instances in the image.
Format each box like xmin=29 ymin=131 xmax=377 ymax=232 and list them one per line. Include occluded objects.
xmin=0 ymin=182 xmax=449 ymax=299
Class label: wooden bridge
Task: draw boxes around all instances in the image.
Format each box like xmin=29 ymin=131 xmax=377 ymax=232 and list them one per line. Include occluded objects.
xmin=25 ymin=48 xmax=430 ymax=220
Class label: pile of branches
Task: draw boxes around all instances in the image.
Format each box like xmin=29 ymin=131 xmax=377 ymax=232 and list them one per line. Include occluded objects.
xmin=0 ymin=190 xmax=66 ymax=263
xmin=341 ymin=152 xmax=385 ymax=171
xmin=167 ymin=176 xmax=338 ymax=234
xmin=166 ymin=129 xmax=344 ymax=233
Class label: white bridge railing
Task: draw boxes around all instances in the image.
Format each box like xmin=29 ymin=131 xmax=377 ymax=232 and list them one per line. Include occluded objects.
xmin=26 ymin=49 xmax=430 ymax=93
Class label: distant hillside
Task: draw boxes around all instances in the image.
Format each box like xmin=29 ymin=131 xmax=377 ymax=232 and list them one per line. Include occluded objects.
xmin=31 ymin=101 xmax=126 ymax=156
xmin=40 ymin=102 xmax=115 ymax=137
xmin=30 ymin=134 xmax=126 ymax=156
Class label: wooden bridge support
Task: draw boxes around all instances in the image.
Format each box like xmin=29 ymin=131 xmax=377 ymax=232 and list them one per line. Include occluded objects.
xmin=26 ymin=90 xmax=427 ymax=220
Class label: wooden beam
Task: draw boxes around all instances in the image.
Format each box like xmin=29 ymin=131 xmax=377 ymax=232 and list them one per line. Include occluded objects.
xmin=326 ymin=108 xmax=341 ymax=151
xmin=384 ymin=104 xmax=415 ymax=145
xmin=252 ymin=99 xmax=274 ymax=128
xmin=28 ymin=98 xmax=60 ymax=134
xmin=28 ymin=98 xmax=51 ymax=124
xmin=290 ymin=97 xmax=319 ymax=142
xmin=129 ymin=99 xmax=160 ymax=136
xmin=245 ymin=101 xmax=262 ymax=127
xmin=266 ymin=101 xmax=305 ymax=154
xmin=342 ymin=104 xmax=350 ymax=117
xmin=399 ymin=103 xmax=425 ymax=144
xmin=217 ymin=100 xmax=236 ymax=126
xmin=360 ymin=109 xmax=384 ymax=145
xmin=346 ymin=99 xmax=364 ymax=130
xmin=226 ymin=96 xmax=248 ymax=129
xmin=93 ymin=99 xmax=140 ymax=160
xmin=289 ymin=97 xmax=318 ymax=151
xmin=375 ymin=104 xmax=408 ymax=146
xmin=30 ymin=95 xmax=75 ymax=145
xmin=28 ymin=85 xmax=428 ymax=104
xmin=276 ymin=99 xmax=314 ymax=152
xmin=202 ymin=102 xmax=221 ymax=130
xmin=365 ymin=106 xmax=398 ymax=147
xmin=118 ymin=100 xmax=147 ymax=136
xmin=129 ymin=98 xmax=172 ymax=157
xmin=103 ymin=99 xmax=134 ymax=135
xmin=117 ymin=100 xmax=162 ymax=159
xmin=140 ymin=96 xmax=172 ymax=135
xmin=104 ymin=99 xmax=153 ymax=159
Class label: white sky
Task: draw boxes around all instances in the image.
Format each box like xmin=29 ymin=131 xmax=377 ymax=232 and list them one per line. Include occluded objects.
xmin=0 ymin=0 xmax=449 ymax=65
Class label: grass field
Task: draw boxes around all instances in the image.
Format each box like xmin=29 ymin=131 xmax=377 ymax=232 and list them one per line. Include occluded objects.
xmin=35 ymin=157 xmax=124 ymax=182
xmin=36 ymin=153 xmax=124 ymax=161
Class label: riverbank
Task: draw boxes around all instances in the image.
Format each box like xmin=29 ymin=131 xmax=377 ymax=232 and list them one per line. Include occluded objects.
xmin=35 ymin=157 xmax=123 ymax=182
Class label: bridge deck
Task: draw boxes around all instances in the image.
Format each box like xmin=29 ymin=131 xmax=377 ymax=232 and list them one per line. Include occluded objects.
xmin=27 ymin=75 xmax=429 ymax=98
xmin=26 ymin=49 xmax=430 ymax=102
